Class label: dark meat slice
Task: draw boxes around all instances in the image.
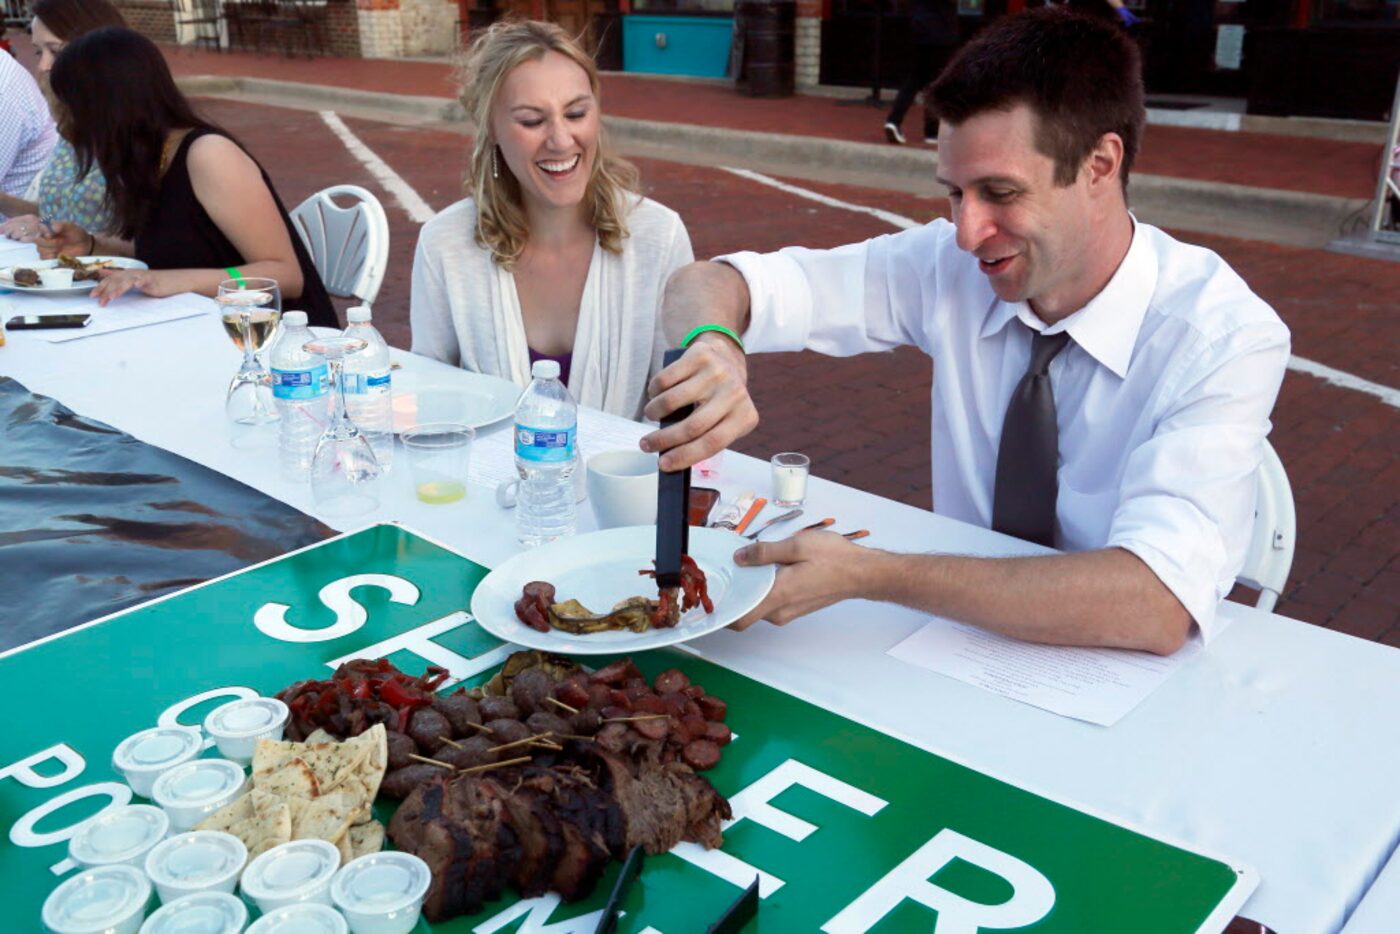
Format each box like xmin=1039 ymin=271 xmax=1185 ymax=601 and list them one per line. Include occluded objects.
xmin=381 ymin=762 xmax=453 ymax=800
xmin=432 ymin=691 xmax=482 ymax=736
xmin=13 ymin=268 xmax=39 ymax=287
xmin=485 ymin=718 xmax=531 ymax=746
xmin=479 ymin=695 xmax=521 ymax=722
xmin=439 ymin=736 xmax=498 ymax=770
xmin=704 ymin=721 xmax=733 ymax=746
xmin=631 ymin=715 xmax=669 ymax=742
xmin=585 ymin=683 xmax=614 ymax=709
xmin=385 ymin=730 xmax=419 ymax=770
xmin=682 ymin=739 xmax=721 ymax=771
xmin=594 ymin=722 xmax=630 ymax=754
xmin=497 ymin=782 xmax=566 ymax=897
xmin=510 ymin=667 xmax=556 ymax=716
xmin=590 ymin=747 xmax=691 ymax=855
xmin=654 ymin=668 xmax=690 ymax=694
xmin=523 ymin=581 xmax=556 ymax=602
xmin=571 ymin=708 xmax=602 ymax=736
xmin=525 ymin=711 xmax=572 ymax=738
xmin=556 ymin=673 xmax=591 ymax=710
xmin=669 ymin=763 xmax=733 ymax=850
xmin=696 ymin=695 xmax=728 ymax=722
xmin=589 ymin=659 xmax=642 ymax=686
xmin=407 ymin=707 xmax=454 ymax=753
xmin=388 ymin=780 xmax=478 ymax=921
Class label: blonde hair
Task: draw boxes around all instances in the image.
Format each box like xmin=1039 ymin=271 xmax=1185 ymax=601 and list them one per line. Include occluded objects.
xmin=457 ymin=19 xmax=639 ymax=268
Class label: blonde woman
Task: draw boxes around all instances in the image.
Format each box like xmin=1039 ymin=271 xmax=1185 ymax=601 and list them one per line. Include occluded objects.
xmin=409 ymin=20 xmax=694 ymax=421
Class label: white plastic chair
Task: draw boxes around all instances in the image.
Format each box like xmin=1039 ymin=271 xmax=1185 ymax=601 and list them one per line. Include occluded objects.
xmin=1237 ymin=440 xmax=1296 ymax=612
xmin=290 ymin=184 xmax=389 ymax=307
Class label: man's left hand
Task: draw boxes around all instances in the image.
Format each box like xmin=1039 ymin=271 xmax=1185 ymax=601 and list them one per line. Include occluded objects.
xmin=730 ymin=531 xmax=872 ymax=630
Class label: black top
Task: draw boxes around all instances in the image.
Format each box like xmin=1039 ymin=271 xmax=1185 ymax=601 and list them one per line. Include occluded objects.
xmin=134 ymin=128 xmax=337 ymax=328
xmin=908 ymin=0 xmax=959 ymax=45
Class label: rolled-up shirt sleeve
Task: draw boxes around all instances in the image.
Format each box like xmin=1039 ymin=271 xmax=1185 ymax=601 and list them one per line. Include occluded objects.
xmin=1108 ymin=319 xmax=1291 ymax=642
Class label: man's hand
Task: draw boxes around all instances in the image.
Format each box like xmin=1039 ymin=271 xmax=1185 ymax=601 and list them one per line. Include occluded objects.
xmin=90 ymin=267 xmax=176 ymax=306
xmin=641 ymin=333 xmax=759 ymax=471
xmin=729 ymin=531 xmax=874 ymax=630
xmin=35 ymin=221 xmax=93 ymax=259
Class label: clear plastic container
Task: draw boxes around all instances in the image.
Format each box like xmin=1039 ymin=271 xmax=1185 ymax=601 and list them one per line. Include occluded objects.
xmin=240 ymin=838 xmax=341 ymax=914
xmin=514 ymin=359 xmax=577 ymax=546
xmin=111 ymin=727 xmax=204 ymax=798
xmin=151 ymin=759 xmax=248 ymax=833
xmin=42 ymin=864 xmax=151 ymax=934
xmin=137 ymin=891 xmax=247 ymax=933
xmin=269 ymin=310 xmax=330 ymax=482
xmin=143 ymin=831 xmax=248 ymax=906
xmin=246 ymin=903 xmax=349 ymax=934
xmin=342 ymin=306 xmax=394 ymax=471
xmin=68 ymin=804 xmax=169 ymax=870
xmin=202 ymin=697 xmax=289 ymax=765
xmin=330 ymin=851 xmax=431 ymax=934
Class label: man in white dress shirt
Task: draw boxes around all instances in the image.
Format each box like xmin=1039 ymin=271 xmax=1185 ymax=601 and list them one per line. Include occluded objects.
xmin=640 ymin=8 xmax=1290 ymax=655
xmin=0 ymin=50 xmax=58 ymax=202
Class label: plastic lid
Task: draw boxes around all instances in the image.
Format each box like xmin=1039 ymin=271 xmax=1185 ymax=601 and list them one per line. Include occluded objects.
xmin=43 ymin=865 xmax=151 ymax=933
xmin=241 ymin=839 xmax=341 ymax=902
xmin=69 ymin=805 xmax=169 ymax=867
xmin=282 ymin=311 xmax=308 ymax=327
xmin=531 ymin=359 xmax=560 ymax=380
xmin=204 ymin=697 xmax=288 ymax=739
xmin=346 ymin=306 xmax=371 ymax=323
xmin=138 ymin=891 xmax=248 ymax=934
xmin=145 ymin=832 xmax=247 ymax=890
xmin=331 ymin=851 xmax=431 ymax=916
xmin=246 ymin=903 xmax=348 ymax=934
xmin=112 ymin=726 xmax=202 ymax=775
xmin=152 ymin=759 xmax=246 ymax=809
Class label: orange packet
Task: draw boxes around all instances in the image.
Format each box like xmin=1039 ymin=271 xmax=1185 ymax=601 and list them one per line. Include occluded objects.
xmin=734 ymin=497 xmax=768 ymax=535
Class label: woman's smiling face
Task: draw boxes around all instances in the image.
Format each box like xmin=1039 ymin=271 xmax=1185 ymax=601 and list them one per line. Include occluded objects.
xmin=491 ymin=51 xmax=599 ymax=216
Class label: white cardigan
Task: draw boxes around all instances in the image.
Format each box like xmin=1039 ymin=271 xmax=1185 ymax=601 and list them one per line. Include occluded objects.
xmin=409 ymin=196 xmax=694 ymax=421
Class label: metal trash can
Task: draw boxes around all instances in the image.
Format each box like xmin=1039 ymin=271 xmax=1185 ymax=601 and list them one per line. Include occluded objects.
xmin=735 ymin=0 xmax=795 ymax=98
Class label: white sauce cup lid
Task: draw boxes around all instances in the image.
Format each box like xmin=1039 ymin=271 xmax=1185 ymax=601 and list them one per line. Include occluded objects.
xmin=42 ymin=865 xmax=151 ymax=933
xmin=241 ymin=839 xmax=341 ymax=902
xmin=331 ymin=851 xmax=431 ymax=916
xmin=68 ymin=805 xmax=169 ymax=866
xmin=245 ymin=901 xmax=349 ymax=934
xmin=112 ymin=727 xmax=202 ymax=775
xmin=144 ymin=831 xmax=247 ymax=890
xmin=152 ymin=759 xmax=246 ymax=809
xmin=137 ymin=891 xmax=248 ymax=933
xmin=204 ymin=697 xmax=288 ymax=740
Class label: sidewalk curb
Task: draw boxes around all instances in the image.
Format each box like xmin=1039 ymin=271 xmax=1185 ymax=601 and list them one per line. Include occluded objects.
xmin=179 ymin=74 xmax=1369 ymax=248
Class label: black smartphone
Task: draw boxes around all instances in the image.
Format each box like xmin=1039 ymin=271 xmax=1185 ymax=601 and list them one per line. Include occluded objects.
xmin=6 ymin=313 xmax=93 ymax=330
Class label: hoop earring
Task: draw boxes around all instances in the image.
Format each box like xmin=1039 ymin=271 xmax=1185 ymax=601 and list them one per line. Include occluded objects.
xmin=492 ymin=146 xmax=499 ymax=180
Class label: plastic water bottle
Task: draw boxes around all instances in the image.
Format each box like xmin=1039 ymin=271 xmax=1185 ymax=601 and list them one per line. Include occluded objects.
xmin=269 ymin=310 xmax=329 ymax=482
xmin=342 ymin=305 xmax=394 ymax=472
xmin=515 ymin=360 xmax=577 ymax=546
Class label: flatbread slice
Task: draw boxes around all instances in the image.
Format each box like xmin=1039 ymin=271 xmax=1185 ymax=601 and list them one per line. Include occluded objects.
xmin=348 ymin=821 xmax=385 ymax=859
xmin=258 ymin=756 xmax=320 ymax=800
xmin=292 ymin=791 xmax=355 ymax=843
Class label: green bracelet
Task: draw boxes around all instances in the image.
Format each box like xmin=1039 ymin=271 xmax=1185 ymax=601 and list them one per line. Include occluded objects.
xmin=225 ymin=267 xmax=247 ymax=288
xmin=680 ymin=324 xmax=744 ymax=353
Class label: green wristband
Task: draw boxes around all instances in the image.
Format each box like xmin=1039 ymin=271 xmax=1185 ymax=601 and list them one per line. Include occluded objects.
xmin=225 ymin=267 xmax=247 ymax=288
xmin=680 ymin=324 xmax=744 ymax=353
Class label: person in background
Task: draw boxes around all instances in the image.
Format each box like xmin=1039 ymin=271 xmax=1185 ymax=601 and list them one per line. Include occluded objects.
xmin=410 ymin=20 xmax=694 ymax=421
xmin=34 ymin=27 xmax=335 ymax=325
xmin=883 ymin=0 xmax=959 ymax=146
xmin=644 ymin=9 xmax=1289 ymax=655
xmin=0 ymin=42 xmax=57 ymax=207
xmin=0 ymin=0 xmax=126 ymax=242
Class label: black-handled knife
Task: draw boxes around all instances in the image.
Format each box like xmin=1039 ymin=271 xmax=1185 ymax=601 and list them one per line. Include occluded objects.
xmin=655 ymin=347 xmax=693 ymax=590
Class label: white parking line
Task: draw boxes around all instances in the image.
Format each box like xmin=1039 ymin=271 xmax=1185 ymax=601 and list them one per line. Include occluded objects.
xmin=319 ymin=110 xmax=435 ymax=224
xmin=722 ymin=166 xmax=1400 ymax=410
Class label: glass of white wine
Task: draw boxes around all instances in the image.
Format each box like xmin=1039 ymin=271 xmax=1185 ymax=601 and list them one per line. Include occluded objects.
xmin=304 ymin=335 xmax=382 ymax=517
xmin=218 ymin=277 xmax=281 ymax=427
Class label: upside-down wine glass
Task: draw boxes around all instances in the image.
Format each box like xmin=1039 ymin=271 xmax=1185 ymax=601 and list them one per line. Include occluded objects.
xmin=304 ymin=335 xmax=382 ymax=517
xmin=219 ymin=277 xmax=281 ymax=428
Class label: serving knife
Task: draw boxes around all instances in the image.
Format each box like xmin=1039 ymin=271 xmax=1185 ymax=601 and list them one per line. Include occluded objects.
xmin=654 ymin=348 xmax=693 ymax=590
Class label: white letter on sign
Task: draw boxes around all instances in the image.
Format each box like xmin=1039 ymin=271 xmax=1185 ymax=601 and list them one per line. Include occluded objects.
xmin=0 ymin=744 xmax=86 ymax=789
xmin=159 ymin=686 xmax=258 ymax=751
xmin=673 ymin=759 xmax=887 ymax=898
xmin=254 ymin=574 xmax=420 ymax=643
xmin=10 ymin=782 xmax=133 ymax=849
xmin=821 ymin=829 xmax=1055 ymax=934
xmin=471 ymin=893 xmax=605 ymax=933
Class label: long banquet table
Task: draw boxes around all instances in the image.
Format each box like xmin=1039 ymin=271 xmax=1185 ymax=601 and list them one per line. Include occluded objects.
xmin=2 ymin=278 xmax=1399 ymax=933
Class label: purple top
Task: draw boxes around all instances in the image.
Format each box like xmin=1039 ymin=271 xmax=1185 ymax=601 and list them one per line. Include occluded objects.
xmin=528 ymin=347 xmax=573 ymax=388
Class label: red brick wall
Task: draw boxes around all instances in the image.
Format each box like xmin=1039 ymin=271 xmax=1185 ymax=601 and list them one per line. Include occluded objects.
xmin=115 ymin=0 xmax=177 ymax=43
xmin=327 ymin=1 xmax=363 ymax=57
xmin=796 ymin=0 xmax=821 ymax=16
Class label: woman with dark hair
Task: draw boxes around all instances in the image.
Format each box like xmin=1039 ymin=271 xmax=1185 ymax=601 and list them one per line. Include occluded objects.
xmin=0 ymin=0 xmax=125 ymax=240
xmin=35 ymin=27 xmax=335 ymax=324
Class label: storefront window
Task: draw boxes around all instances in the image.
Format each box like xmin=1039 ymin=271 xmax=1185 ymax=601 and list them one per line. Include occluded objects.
xmin=630 ymin=0 xmax=736 ymax=12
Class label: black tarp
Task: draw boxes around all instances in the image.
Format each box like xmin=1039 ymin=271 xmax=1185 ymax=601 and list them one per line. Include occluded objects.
xmin=0 ymin=376 xmax=331 ymax=651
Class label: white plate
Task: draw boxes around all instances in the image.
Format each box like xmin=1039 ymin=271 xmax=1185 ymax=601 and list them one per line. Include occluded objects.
xmin=0 ymin=256 xmax=148 ymax=294
xmin=471 ymin=526 xmax=774 ymax=655
xmin=391 ymin=368 xmax=520 ymax=434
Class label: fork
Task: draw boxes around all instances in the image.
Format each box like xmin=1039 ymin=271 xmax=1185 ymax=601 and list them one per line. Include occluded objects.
xmin=743 ymin=508 xmax=803 ymax=540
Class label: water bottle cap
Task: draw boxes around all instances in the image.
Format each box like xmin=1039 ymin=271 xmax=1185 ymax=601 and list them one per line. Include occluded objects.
xmin=531 ymin=360 xmax=561 ymax=381
xmin=283 ymin=311 xmax=308 ymax=327
xmin=347 ymin=307 xmax=371 ymax=323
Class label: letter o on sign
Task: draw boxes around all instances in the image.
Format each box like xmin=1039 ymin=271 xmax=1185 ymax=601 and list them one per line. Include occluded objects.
xmin=10 ymin=782 xmax=133 ymax=849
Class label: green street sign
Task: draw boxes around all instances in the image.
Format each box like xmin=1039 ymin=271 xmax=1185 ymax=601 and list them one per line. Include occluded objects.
xmin=1 ymin=524 xmax=1254 ymax=932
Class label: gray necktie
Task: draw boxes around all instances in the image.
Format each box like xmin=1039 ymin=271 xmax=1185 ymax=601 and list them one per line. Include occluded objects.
xmin=992 ymin=328 xmax=1072 ymax=547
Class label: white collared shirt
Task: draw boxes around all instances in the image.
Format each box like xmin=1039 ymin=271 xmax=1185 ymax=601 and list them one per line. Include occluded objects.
xmin=0 ymin=52 xmax=57 ymax=202
xmin=721 ymin=219 xmax=1290 ymax=641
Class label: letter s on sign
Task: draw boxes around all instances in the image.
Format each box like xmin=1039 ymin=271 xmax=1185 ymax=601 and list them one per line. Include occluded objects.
xmin=254 ymin=574 xmax=421 ymax=643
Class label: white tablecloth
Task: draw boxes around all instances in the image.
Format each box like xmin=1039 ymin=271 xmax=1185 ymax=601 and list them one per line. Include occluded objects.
xmin=2 ymin=282 xmax=1398 ymax=933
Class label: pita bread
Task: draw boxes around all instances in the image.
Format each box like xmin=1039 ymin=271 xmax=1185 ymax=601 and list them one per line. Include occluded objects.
xmin=194 ymin=793 xmax=253 ymax=834
xmin=194 ymin=789 xmax=291 ymax=857
xmin=349 ymin=821 xmax=385 ymax=859
xmin=293 ymin=791 xmax=355 ymax=843
xmin=257 ymin=756 xmax=320 ymax=800
xmin=333 ymin=828 xmax=354 ymax=865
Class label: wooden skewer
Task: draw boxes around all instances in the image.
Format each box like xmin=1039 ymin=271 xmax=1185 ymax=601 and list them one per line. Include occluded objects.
xmin=458 ymin=755 xmax=532 ymax=775
xmin=544 ymin=696 xmax=580 ymax=715
xmin=488 ymin=732 xmax=554 ymax=755
xmin=533 ymin=740 xmax=565 ymax=751
xmin=602 ymin=714 xmax=669 ymax=724
xmin=462 ymin=721 xmax=495 ymax=735
xmin=408 ymin=753 xmax=456 ymax=770
xmin=438 ymin=736 xmax=465 ymax=750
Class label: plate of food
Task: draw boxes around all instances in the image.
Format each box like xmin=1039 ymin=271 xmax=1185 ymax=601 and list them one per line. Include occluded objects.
xmin=391 ymin=368 xmax=521 ymax=434
xmin=0 ymin=254 xmax=148 ymax=293
xmin=471 ymin=526 xmax=775 ymax=654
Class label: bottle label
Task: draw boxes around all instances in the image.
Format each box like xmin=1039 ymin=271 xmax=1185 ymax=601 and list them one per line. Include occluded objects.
xmin=272 ymin=364 xmax=329 ymax=400
xmin=343 ymin=369 xmax=391 ymax=395
xmin=515 ymin=423 xmax=576 ymax=463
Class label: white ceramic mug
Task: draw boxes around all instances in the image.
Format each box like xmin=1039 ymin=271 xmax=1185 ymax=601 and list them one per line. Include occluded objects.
xmin=586 ymin=450 xmax=659 ymax=529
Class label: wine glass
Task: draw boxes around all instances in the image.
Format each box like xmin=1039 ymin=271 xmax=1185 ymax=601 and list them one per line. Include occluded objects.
xmin=304 ymin=335 xmax=382 ymax=517
xmin=219 ymin=278 xmax=281 ymax=427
